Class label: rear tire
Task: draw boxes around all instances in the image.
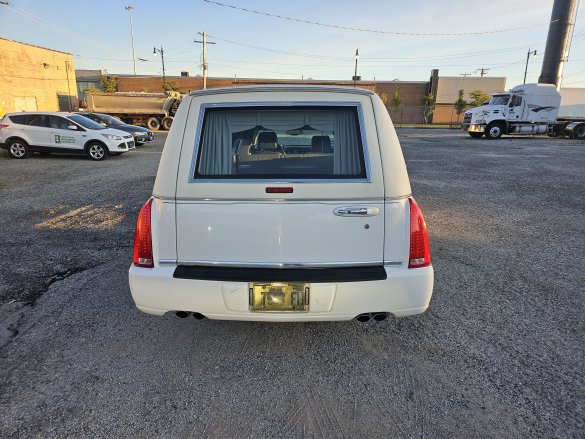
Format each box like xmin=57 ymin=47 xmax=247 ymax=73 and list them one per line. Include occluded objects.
xmin=469 ymin=132 xmax=484 ymax=138
xmin=146 ymin=117 xmax=160 ymax=131
xmin=161 ymin=116 xmax=173 ymax=131
xmin=86 ymin=142 xmax=108 ymax=161
xmin=8 ymin=139 xmax=30 ymax=159
xmin=573 ymin=124 xmax=585 ymax=140
xmin=485 ymin=122 xmax=504 ymax=139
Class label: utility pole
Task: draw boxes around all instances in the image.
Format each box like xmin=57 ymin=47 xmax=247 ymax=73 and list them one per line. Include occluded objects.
xmin=539 ymin=0 xmax=579 ymax=89
xmin=194 ymin=32 xmax=216 ymax=89
xmin=523 ymin=49 xmax=538 ymax=84
xmin=476 ymin=68 xmax=490 ymax=77
xmin=125 ymin=6 xmax=136 ymax=75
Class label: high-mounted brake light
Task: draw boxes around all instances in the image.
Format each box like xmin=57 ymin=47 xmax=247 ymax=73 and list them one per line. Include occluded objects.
xmin=133 ymin=198 xmax=154 ymax=268
xmin=408 ymin=197 xmax=431 ymax=268
xmin=266 ymin=187 xmax=293 ymax=193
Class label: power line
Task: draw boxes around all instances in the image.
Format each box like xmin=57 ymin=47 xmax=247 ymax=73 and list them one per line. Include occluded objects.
xmin=203 ymin=0 xmax=555 ymax=36
xmin=1 ymin=3 xmax=128 ymax=56
xmin=208 ymin=34 xmax=545 ymax=63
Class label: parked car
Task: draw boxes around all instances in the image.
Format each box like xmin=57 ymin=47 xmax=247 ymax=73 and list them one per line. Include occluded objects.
xmin=129 ymin=85 xmax=434 ymax=322
xmin=75 ymin=112 xmax=154 ymax=145
xmin=0 ymin=112 xmax=134 ymax=160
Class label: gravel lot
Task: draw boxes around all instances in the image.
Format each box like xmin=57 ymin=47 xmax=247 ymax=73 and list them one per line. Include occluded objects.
xmin=0 ymin=130 xmax=583 ymax=438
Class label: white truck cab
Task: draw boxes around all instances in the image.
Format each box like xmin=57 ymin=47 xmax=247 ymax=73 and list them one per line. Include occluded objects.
xmin=128 ymin=85 xmax=434 ymax=322
xmin=463 ymin=84 xmax=562 ymax=139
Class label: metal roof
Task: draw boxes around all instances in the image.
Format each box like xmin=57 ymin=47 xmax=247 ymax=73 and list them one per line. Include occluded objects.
xmin=188 ymin=84 xmax=375 ymax=97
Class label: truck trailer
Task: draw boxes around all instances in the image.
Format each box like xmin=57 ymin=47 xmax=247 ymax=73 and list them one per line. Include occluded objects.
xmin=462 ymin=84 xmax=585 ymax=140
xmin=82 ymin=91 xmax=183 ymax=131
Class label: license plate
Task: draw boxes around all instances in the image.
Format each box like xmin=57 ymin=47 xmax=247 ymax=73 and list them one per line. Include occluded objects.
xmin=249 ymin=282 xmax=309 ymax=312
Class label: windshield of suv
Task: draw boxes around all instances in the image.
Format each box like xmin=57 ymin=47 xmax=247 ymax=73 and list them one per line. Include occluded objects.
xmin=97 ymin=114 xmax=124 ymax=126
xmin=68 ymin=114 xmax=107 ymax=130
xmin=489 ymin=94 xmax=510 ymax=106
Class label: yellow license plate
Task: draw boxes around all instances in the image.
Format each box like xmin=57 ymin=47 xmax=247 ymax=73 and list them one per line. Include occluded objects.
xmin=249 ymin=283 xmax=309 ymax=312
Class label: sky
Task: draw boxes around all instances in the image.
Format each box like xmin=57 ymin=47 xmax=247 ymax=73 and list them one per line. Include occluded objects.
xmin=1 ymin=0 xmax=584 ymax=89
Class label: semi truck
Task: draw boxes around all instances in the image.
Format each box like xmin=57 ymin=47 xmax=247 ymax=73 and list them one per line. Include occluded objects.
xmin=462 ymin=84 xmax=585 ymax=140
xmin=82 ymin=91 xmax=183 ymax=131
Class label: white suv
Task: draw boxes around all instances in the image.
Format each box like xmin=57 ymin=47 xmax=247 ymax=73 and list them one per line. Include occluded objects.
xmin=0 ymin=112 xmax=135 ymax=160
xmin=129 ymin=86 xmax=433 ymax=322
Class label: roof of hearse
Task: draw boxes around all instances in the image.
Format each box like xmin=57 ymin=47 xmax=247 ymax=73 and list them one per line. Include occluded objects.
xmin=187 ymin=85 xmax=376 ymax=98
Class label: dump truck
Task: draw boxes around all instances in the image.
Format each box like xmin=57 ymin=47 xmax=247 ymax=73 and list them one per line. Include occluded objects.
xmin=462 ymin=84 xmax=585 ymax=139
xmin=82 ymin=91 xmax=183 ymax=131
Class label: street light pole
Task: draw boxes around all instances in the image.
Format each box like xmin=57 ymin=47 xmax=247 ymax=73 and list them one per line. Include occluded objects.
xmin=524 ymin=49 xmax=538 ymax=84
xmin=153 ymin=46 xmax=166 ymax=90
xmin=125 ymin=5 xmax=136 ymax=75
xmin=352 ymin=48 xmax=360 ymax=86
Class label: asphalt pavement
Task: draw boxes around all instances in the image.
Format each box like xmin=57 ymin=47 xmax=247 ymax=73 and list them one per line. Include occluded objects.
xmin=0 ymin=130 xmax=583 ymax=438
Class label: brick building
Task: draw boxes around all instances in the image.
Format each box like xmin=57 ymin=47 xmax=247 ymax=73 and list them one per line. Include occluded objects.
xmin=0 ymin=37 xmax=78 ymax=116
xmin=112 ymin=70 xmax=507 ymax=125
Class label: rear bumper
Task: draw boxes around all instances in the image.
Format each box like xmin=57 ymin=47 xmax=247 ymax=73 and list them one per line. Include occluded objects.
xmin=128 ymin=264 xmax=434 ymax=321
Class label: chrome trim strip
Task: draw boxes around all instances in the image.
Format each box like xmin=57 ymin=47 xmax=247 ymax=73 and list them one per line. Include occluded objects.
xmin=153 ymin=195 xmax=411 ymax=202
xmin=173 ymin=260 xmax=384 ymax=268
xmin=159 ymin=259 xmax=403 ymax=268
xmin=187 ymin=102 xmax=372 ymax=184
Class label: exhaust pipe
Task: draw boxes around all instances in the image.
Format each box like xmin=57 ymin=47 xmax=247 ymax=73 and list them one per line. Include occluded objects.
xmin=175 ymin=311 xmax=190 ymax=318
xmin=356 ymin=313 xmax=371 ymax=322
xmin=372 ymin=312 xmax=388 ymax=321
xmin=192 ymin=312 xmax=206 ymax=320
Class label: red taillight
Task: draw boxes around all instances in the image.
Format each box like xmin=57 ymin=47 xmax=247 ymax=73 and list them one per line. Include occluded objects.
xmin=408 ymin=197 xmax=431 ymax=268
xmin=133 ymin=198 xmax=154 ymax=268
xmin=0 ymin=124 xmax=9 ymax=129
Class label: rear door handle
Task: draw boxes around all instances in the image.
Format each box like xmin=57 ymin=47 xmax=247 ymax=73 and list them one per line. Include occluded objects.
xmin=334 ymin=206 xmax=380 ymax=217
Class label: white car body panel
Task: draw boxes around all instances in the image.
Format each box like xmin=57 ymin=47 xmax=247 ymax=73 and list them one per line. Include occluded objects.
xmin=130 ymin=86 xmax=433 ymax=321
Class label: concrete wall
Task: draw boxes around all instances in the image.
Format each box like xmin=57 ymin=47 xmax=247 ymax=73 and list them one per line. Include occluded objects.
xmin=0 ymin=38 xmax=78 ymax=116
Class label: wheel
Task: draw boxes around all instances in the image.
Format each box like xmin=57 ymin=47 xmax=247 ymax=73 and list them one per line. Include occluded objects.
xmin=573 ymin=124 xmax=585 ymax=140
xmin=146 ymin=117 xmax=160 ymax=131
xmin=485 ymin=122 xmax=504 ymax=139
xmin=469 ymin=132 xmax=484 ymax=138
xmin=8 ymin=139 xmax=30 ymax=159
xmin=86 ymin=142 xmax=108 ymax=161
xmin=161 ymin=116 xmax=173 ymax=131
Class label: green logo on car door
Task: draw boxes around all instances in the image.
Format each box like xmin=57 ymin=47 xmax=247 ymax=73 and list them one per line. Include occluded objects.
xmin=54 ymin=135 xmax=75 ymax=144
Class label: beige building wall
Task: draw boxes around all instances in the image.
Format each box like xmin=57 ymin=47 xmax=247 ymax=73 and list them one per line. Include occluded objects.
xmin=435 ymin=76 xmax=507 ymax=104
xmin=0 ymin=38 xmax=78 ymax=116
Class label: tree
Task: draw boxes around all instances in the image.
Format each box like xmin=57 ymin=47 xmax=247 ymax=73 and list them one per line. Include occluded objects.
xmin=163 ymin=80 xmax=181 ymax=92
xmin=422 ymin=92 xmax=436 ymax=125
xmin=469 ymin=89 xmax=490 ymax=107
xmin=454 ymin=89 xmax=468 ymax=123
xmin=100 ymin=75 xmax=117 ymax=93
xmin=83 ymin=88 xmax=100 ymax=94
xmin=391 ymin=91 xmax=403 ymax=114
xmin=376 ymin=91 xmax=389 ymax=105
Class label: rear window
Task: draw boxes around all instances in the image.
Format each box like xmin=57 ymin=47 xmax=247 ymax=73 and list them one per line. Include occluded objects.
xmin=8 ymin=115 xmax=27 ymax=125
xmin=193 ymin=105 xmax=367 ymax=180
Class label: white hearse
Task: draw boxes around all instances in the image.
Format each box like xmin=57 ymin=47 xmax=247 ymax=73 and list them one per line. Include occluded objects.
xmin=129 ymin=85 xmax=434 ymax=322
